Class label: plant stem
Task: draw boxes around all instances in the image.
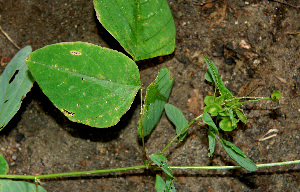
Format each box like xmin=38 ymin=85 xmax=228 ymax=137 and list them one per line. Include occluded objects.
xmin=0 ymin=165 xmax=150 ymax=180
xmin=139 ymin=89 xmax=147 ymax=162
xmin=170 ymin=160 xmax=300 ymax=170
xmin=0 ymin=160 xmax=298 ymax=180
xmin=160 ymin=114 xmax=203 ymax=154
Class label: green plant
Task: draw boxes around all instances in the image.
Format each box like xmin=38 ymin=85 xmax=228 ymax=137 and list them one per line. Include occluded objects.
xmin=0 ymin=0 xmax=298 ymax=191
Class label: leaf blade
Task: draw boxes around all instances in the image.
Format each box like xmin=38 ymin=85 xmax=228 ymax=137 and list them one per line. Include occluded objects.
xmin=138 ymin=67 xmax=174 ymax=137
xmin=165 ymin=104 xmax=188 ymax=141
xmin=0 ymin=46 xmax=33 ymax=130
xmin=93 ymin=0 xmax=176 ymax=61
xmin=27 ymin=42 xmax=141 ymax=128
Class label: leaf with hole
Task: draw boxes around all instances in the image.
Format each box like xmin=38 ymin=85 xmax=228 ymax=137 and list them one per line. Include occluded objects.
xmin=208 ymin=130 xmax=216 ymax=157
xmin=0 ymin=46 xmax=33 ymax=131
xmin=219 ymin=138 xmax=257 ymax=171
xmin=165 ymin=104 xmax=188 ymax=141
xmin=93 ymin=0 xmax=176 ymax=61
xmin=0 ymin=180 xmax=47 ymax=192
xmin=26 ymin=42 xmax=141 ymax=128
xmin=150 ymin=154 xmax=173 ymax=178
xmin=0 ymin=154 xmax=8 ymax=174
xmin=155 ymin=175 xmax=175 ymax=192
xmin=138 ymin=67 xmax=174 ymax=137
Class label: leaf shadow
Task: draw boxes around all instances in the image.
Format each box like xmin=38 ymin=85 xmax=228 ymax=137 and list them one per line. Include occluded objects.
xmin=31 ymin=83 xmax=140 ymax=142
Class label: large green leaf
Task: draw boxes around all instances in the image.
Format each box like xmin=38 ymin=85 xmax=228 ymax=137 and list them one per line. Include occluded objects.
xmin=0 ymin=180 xmax=47 ymax=192
xmin=93 ymin=0 xmax=176 ymax=61
xmin=0 ymin=154 xmax=8 ymax=175
xmin=0 ymin=46 xmax=33 ymax=131
xmin=138 ymin=67 xmax=174 ymax=137
xmin=26 ymin=42 xmax=141 ymax=128
xmin=164 ymin=104 xmax=188 ymax=141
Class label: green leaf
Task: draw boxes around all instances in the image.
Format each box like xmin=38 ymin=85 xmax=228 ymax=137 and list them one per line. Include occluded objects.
xmin=155 ymin=175 xmax=175 ymax=192
xmin=219 ymin=117 xmax=237 ymax=131
xmin=0 ymin=180 xmax=47 ymax=192
xmin=26 ymin=42 xmax=141 ymax=128
xmin=138 ymin=67 xmax=174 ymax=137
xmin=164 ymin=104 xmax=188 ymax=141
xmin=204 ymin=95 xmax=216 ymax=105
xmin=208 ymin=130 xmax=216 ymax=157
xmin=150 ymin=154 xmax=173 ymax=178
xmin=204 ymin=104 xmax=222 ymax=116
xmin=0 ymin=46 xmax=33 ymax=131
xmin=155 ymin=174 xmax=167 ymax=192
xmin=0 ymin=154 xmax=8 ymax=174
xmin=94 ymin=0 xmax=176 ymax=61
xmin=235 ymin=109 xmax=247 ymax=123
xmin=202 ymin=112 xmax=219 ymax=134
xmin=165 ymin=176 xmax=176 ymax=192
xmin=219 ymin=138 xmax=257 ymax=171
xmin=270 ymin=90 xmax=281 ymax=101
xmin=203 ymin=56 xmax=233 ymax=99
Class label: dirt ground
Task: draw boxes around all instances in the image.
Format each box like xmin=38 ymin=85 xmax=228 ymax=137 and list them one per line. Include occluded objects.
xmin=0 ymin=0 xmax=299 ymax=191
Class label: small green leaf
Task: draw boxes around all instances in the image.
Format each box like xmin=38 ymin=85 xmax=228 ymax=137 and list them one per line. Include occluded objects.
xmin=155 ymin=175 xmax=175 ymax=192
xmin=165 ymin=176 xmax=176 ymax=192
xmin=219 ymin=117 xmax=237 ymax=131
xmin=208 ymin=130 xmax=216 ymax=157
xmin=219 ymin=139 xmax=257 ymax=171
xmin=94 ymin=0 xmax=176 ymax=61
xmin=235 ymin=109 xmax=247 ymax=123
xmin=202 ymin=112 xmax=219 ymax=134
xmin=0 ymin=46 xmax=33 ymax=131
xmin=204 ymin=95 xmax=216 ymax=105
xmin=270 ymin=90 xmax=281 ymax=101
xmin=0 ymin=154 xmax=8 ymax=174
xmin=155 ymin=174 xmax=167 ymax=192
xmin=138 ymin=68 xmax=174 ymax=137
xmin=204 ymin=104 xmax=222 ymax=116
xmin=27 ymin=42 xmax=141 ymax=128
xmin=203 ymin=55 xmax=233 ymax=99
xmin=165 ymin=104 xmax=188 ymax=141
xmin=0 ymin=180 xmax=47 ymax=192
xmin=150 ymin=154 xmax=173 ymax=178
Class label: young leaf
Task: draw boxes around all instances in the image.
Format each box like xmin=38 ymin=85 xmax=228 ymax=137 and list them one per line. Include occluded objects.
xmin=0 ymin=46 xmax=33 ymax=131
xmin=202 ymin=112 xmax=219 ymax=134
xmin=270 ymin=90 xmax=281 ymax=101
xmin=0 ymin=154 xmax=8 ymax=174
xmin=219 ymin=139 xmax=257 ymax=171
xmin=204 ymin=104 xmax=222 ymax=116
xmin=235 ymin=109 xmax=247 ymax=123
xmin=204 ymin=95 xmax=216 ymax=105
xmin=150 ymin=154 xmax=173 ymax=178
xmin=27 ymin=42 xmax=141 ymax=128
xmin=94 ymin=0 xmax=176 ymax=61
xmin=219 ymin=117 xmax=238 ymax=131
xmin=165 ymin=104 xmax=188 ymax=141
xmin=208 ymin=130 xmax=216 ymax=157
xmin=203 ymin=56 xmax=233 ymax=99
xmin=138 ymin=68 xmax=174 ymax=137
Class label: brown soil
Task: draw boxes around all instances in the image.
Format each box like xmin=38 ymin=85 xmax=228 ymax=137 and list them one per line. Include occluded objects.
xmin=0 ymin=0 xmax=299 ymax=191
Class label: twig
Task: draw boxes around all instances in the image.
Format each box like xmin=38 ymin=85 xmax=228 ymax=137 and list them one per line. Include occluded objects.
xmin=0 ymin=25 xmax=20 ymax=49
xmin=269 ymin=0 xmax=300 ymax=9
